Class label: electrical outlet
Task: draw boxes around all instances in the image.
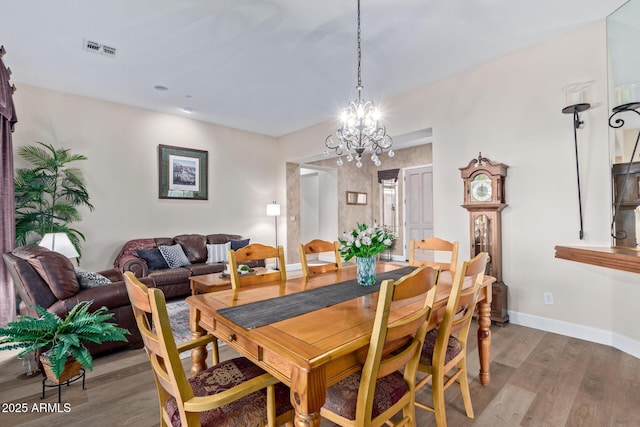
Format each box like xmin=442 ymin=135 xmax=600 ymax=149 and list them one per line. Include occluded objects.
xmin=544 ymin=292 xmax=554 ymax=305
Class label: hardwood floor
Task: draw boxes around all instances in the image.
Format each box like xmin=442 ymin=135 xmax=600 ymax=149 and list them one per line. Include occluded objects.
xmin=1 ymin=322 xmax=639 ymax=426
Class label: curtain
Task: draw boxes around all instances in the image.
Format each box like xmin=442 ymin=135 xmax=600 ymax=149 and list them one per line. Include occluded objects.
xmin=377 ymin=168 xmax=399 ymax=183
xmin=0 ymin=47 xmax=18 ymax=326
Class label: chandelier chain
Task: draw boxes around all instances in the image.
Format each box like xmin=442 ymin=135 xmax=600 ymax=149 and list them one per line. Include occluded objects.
xmin=324 ymin=0 xmax=393 ymax=168
xmin=357 ymin=0 xmax=362 ymax=92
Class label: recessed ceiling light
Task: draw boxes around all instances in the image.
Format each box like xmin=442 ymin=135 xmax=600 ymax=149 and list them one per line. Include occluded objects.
xmin=154 ymin=85 xmax=169 ymax=91
xmin=182 ymin=107 xmax=193 ymax=113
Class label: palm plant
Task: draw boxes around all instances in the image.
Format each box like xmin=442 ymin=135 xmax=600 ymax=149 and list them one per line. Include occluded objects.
xmin=14 ymin=142 xmax=94 ymax=256
xmin=0 ymin=301 xmax=128 ymax=380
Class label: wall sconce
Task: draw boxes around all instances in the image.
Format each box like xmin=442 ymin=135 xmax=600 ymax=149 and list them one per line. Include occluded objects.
xmin=562 ymin=81 xmax=593 ymax=240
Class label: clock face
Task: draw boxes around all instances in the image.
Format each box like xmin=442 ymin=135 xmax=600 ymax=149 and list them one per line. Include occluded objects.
xmin=471 ymin=174 xmax=492 ymax=202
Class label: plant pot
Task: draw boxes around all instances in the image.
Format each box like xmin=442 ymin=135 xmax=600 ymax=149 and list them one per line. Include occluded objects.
xmin=40 ymin=355 xmax=82 ymax=384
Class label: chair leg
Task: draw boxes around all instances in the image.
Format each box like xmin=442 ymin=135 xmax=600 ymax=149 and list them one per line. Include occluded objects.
xmin=211 ymin=339 xmax=220 ymax=365
xmin=266 ymin=384 xmax=275 ymax=427
xmin=457 ymin=359 xmax=474 ymax=419
xmin=401 ymin=399 xmax=416 ymax=427
xmin=432 ymin=366 xmax=447 ymax=427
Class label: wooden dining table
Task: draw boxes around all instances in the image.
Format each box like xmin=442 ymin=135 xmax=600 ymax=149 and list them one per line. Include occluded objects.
xmin=187 ymin=262 xmax=495 ymax=427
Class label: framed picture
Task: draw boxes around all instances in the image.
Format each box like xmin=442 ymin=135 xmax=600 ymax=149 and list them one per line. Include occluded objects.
xmin=158 ymin=145 xmax=208 ymax=200
xmin=346 ymin=191 xmax=367 ymax=205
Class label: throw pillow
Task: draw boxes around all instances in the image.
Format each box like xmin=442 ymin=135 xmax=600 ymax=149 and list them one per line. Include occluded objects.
xmin=27 ymin=251 xmax=80 ymax=300
xmin=136 ymin=247 xmax=170 ymax=271
xmin=158 ymin=244 xmax=191 ymax=268
xmin=75 ymin=268 xmax=112 ymax=289
xmin=230 ymin=238 xmax=250 ymax=251
xmin=206 ymin=242 xmax=231 ymax=263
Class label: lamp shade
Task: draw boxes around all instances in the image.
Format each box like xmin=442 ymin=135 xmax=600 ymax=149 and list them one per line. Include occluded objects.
xmin=39 ymin=233 xmax=79 ymax=258
xmin=266 ymin=202 xmax=281 ymax=217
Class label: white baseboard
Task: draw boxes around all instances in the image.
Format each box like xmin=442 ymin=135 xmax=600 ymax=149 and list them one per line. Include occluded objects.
xmin=286 ymin=263 xmax=302 ymax=271
xmin=508 ymin=310 xmax=640 ymax=359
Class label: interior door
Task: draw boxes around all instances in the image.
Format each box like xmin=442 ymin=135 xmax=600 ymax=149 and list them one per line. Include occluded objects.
xmin=404 ymin=166 xmax=434 ymax=257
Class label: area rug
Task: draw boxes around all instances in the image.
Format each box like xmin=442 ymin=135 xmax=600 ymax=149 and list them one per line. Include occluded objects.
xmin=166 ymin=299 xmax=214 ymax=359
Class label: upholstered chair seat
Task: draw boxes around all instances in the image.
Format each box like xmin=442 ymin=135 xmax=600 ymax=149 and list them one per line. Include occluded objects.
xmin=420 ymin=329 xmax=463 ymax=366
xmin=165 ymin=357 xmax=292 ymax=427
xmin=323 ymin=371 xmax=409 ymax=421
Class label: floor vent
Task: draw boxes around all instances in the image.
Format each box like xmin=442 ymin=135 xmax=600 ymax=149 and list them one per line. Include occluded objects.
xmin=84 ymin=39 xmax=117 ymax=58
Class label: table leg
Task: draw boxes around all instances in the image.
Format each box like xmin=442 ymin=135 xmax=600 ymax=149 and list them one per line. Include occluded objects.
xmin=189 ymin=306 xmax=208 ymax=376
xmin=477 ymin=300 xmax=491 ymax=386
xmin=290 ymin=366 xmax=326 ymax=427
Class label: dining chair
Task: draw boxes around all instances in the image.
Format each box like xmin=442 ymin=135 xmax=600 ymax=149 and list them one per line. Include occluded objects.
xmin=122 ymin=272 xmax=293 ymax=427
xmin=228 ymin=243 xmax=287 ymax=289
xmin=320 ymin=265 xmax=441 ymax=427
xmin=408 ymin=237 xmax=459 ymax=275
xmin=298 ymin=239 xmax=343 ymax=277
xmin=414 ymin=252 xmax=488 ymax=427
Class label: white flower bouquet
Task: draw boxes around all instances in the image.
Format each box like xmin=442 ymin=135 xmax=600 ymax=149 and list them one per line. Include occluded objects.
xmin=338 ymin=222 xmax=395 ymax=261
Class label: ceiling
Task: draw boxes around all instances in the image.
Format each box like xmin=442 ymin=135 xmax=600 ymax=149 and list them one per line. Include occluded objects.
xmin=1 ymin=0 xmax=628 ymax=137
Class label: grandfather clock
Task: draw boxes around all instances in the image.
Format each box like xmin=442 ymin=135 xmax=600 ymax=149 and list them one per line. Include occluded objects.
xmin=460 ymin=153 xmax=509 ymax=324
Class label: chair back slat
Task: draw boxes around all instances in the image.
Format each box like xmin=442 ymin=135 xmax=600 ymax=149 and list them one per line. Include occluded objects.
xmin=299 ymin=239 xmax=343 ymax=277
xmin=409 ymin=237 xmax=459 ymax=273
xmin=228 ymin=243 xmax=287 ymax=289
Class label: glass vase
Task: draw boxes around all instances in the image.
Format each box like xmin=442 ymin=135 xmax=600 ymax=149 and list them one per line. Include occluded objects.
xmin=356 ymin=256 xmax=377 ymax=286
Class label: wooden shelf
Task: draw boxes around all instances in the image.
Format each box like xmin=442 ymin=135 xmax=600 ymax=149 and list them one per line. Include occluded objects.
xmin=554 ymin=246 xmax=640 ymax=274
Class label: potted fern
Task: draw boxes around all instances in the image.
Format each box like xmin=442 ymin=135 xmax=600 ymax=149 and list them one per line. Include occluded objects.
xmin=0 ymin=301 xmax=128 ymax=382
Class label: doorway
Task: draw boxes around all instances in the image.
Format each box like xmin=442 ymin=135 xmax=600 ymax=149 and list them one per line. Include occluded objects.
xmin=300 ymin=166 xmax=338 ymax=245
xmin=403 ymin=165 xmax=434 ymax=258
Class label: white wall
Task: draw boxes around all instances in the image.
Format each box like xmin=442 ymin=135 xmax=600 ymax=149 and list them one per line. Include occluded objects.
xmin=300 ymin=172 xmax=320 ymax=243
xmin=318 ymin=168 xmax=338 ymax=242
xmin=278 ymin=21 xmax=640 ymax=357
xmin=12 ymin=84 xmax=281 ymax=272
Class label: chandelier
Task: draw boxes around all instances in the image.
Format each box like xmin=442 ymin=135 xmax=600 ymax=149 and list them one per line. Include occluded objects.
xmin=325 ymin=0 xmax=393 ymax=168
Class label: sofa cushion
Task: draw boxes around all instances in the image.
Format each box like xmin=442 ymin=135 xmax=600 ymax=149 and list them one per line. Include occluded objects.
xmin=148 ymin=267 xmax=192 ymax=287
xmin=26 ymin=250 xmax=80 ymax=300
xmin=230 ymin=238 xmax=250 ymax=251
xmin=75 ymin=268 xmax=112 ymax=289
xmin=159 ymin=244 xmax=191 ymax=268
xmin=206 ymin=234 xmax=241 ymax=244
xmin=136 ymin=248 xmax=170 ymax=271
xmin=207 ymin=242 xmax=231 ymax=263
xmin=174 ymin=234 xmax=207 ymax=263
xmin=187 ymin=263 xmax=225 ymax=276
xmin=155 ymin=237 xmax=174 ymax=247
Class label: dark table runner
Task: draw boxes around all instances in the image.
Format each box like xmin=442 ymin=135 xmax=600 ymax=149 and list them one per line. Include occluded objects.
xmin=217 ymin=266 xmax=416 ymax=329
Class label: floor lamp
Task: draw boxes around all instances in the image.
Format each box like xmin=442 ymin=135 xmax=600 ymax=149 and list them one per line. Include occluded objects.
xmin=266 ymin=201 xmax=281 ymax=270
xmin=39 ymin=232 xmax=79 ymax=259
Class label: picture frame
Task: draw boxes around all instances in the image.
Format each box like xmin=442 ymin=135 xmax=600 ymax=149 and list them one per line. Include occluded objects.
xmin=158 ymin=144 xmax=208 ymax=200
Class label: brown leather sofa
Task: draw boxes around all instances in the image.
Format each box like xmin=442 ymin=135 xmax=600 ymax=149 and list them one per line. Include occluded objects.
xmin=3 ymin=245 xmax=154 ymax=355
xmin=113 ymin=233 xmax=264 ymax=299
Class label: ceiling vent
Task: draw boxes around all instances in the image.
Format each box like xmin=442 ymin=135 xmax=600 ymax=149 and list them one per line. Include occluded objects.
xmin=83 ymin=39 xmax=117 ymax=58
